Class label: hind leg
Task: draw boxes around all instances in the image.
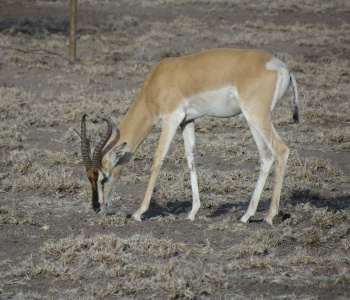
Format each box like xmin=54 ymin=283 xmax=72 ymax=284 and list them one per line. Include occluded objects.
xmin=240 ymin=119 xmax=289 ymax=225
xmin=264 ymin=127 xmax=289 ymax=224
xmin=240 ymin=121 xmax=274 ymax=223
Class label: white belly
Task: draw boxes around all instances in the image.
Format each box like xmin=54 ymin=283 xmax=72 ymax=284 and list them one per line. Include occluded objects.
xmin=181 ymin=86 xmax=242 ymax=121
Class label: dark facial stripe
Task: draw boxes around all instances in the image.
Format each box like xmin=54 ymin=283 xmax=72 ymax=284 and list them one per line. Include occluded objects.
xmin=87 ymin=169 xmax=100 ymax=213
xmin=92 ymin=185 xmax=100 ymax=212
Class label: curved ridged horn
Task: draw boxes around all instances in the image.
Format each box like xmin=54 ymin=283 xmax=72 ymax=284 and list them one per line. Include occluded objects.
xmin=81 ymin=114 xmax=92 ymax=171
xmin=92 ymin=118 xmax=113 ymax=172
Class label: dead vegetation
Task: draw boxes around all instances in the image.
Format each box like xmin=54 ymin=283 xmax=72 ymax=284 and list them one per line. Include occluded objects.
xmin=0 ymin=0 xmax=349 ymax=299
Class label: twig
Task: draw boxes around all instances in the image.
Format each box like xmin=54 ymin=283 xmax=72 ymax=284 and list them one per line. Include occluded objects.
xmin=0 ymin=45 xmax=69 ymax=61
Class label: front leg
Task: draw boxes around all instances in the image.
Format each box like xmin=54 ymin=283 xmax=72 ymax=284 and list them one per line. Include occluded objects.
xmin=181 ymin=120 xmax=200 ymax=220
xmin=132 ymin=118 xmax=180 ymax=221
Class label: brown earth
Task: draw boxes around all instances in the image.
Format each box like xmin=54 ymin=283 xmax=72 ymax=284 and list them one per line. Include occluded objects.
xmin=0 ymin=0 xmax=349 ymax=299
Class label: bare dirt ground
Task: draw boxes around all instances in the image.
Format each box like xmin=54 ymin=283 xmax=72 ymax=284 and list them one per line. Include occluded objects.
xmin=0 ymin=0 xmax=349 ymax=299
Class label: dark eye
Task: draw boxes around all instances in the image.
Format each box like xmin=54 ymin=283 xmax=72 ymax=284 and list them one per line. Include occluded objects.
xmin=101 ymin=177 xmax=108 ymax=185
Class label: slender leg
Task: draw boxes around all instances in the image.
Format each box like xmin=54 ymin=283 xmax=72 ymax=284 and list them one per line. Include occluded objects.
xmin=240 ymin=121 xmax=274 ymax=223
xmin=264 ymin=127 xmax=289 ymax=225
xmin=132 ymin=117 xmax=180 ymax=221
xmin=240 ymin=113 xmax=289 ymax=225
xmin=181 ymin=120 xmax=200 ymax=220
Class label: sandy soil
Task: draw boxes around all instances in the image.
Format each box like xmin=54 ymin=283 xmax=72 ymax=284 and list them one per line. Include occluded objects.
xmin=0 ymin=0 xmax=349 ymax=299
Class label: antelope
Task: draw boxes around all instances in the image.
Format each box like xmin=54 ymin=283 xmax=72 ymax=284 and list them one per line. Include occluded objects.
xmin=77 ymin=48 xmax=299 ymax=225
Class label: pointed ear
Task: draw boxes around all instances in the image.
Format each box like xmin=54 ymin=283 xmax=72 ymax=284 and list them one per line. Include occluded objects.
xmin=108 ymin=142 xmax=127 ymax=166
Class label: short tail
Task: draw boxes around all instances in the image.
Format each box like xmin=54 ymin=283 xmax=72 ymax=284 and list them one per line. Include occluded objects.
xmin=290 ymin=73 xmax=299 ymax=123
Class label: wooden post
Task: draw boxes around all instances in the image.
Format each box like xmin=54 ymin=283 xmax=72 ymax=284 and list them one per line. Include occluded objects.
xmin=69 ymin=0 xmax=77 ymax=64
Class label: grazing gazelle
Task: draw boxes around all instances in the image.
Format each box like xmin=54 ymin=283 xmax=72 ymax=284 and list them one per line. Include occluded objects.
xmin=77 ymin=48 xmax=299 ymax=225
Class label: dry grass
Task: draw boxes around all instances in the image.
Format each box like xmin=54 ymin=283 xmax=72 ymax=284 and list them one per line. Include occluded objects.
xmin=0 ymin=0 xmax=349 ymax=299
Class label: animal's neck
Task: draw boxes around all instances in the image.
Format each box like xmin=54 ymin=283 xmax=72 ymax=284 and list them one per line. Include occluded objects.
xmin=102 ymin=94 xmax=156 ymax=158
xmin=119 ymin=97 xmax=156 ymax=152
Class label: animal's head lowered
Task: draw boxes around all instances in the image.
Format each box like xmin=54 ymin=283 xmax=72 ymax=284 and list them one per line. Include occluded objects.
xmin=77 ymin=114 xmax=127 ymax=213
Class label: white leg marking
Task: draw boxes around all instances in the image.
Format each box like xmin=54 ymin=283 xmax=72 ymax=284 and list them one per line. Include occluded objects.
xmin=240 ymin=121 xmax=274 ymax=223
xmin=181 ymin=120 xmax=200 ymax=221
